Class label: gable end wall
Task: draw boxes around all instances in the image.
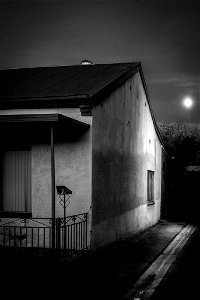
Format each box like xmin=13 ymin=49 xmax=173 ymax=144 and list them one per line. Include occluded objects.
xmin=91 ymin=71 xmax=162 ymax=249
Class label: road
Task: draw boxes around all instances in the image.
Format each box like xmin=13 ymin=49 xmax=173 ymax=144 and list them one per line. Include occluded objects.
xmin=152 ymin=225 xmax=200 ymax=300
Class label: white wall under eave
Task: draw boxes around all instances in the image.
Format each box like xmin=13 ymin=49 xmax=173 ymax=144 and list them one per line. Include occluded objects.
xmin=31 ymin=129 xmax=92 ymax=219
xmin=31 ymin=144 xmax=52 ymax=217
xmin=54 ymin=137 xmax=92 ymax=218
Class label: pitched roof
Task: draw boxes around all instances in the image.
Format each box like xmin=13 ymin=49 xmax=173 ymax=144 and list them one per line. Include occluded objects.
xmin=0 ymin=62 xmax=166 ymax=150
xmin=0 ymin=62 xmax=140 ymax=108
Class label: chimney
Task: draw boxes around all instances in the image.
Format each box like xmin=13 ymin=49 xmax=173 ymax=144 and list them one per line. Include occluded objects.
xmin=80 ymin=60 xmax=93 ymax=65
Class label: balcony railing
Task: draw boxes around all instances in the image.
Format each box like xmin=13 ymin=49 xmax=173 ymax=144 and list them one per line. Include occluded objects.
xmin=0 ymin=213 xmax=88 ymax=257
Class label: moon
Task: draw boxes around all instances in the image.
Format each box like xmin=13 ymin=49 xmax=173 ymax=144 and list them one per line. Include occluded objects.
xmin=183 ymin=96 xmax=193 ymax=109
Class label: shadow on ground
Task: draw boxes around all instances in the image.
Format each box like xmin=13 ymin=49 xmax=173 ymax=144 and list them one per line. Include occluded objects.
xmin=0 ymin=220 xmax=185 ymax=299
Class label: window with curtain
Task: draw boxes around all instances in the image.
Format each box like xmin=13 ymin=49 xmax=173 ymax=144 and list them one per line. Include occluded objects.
xmin=0 ymin=148 xmax=31 ymax=214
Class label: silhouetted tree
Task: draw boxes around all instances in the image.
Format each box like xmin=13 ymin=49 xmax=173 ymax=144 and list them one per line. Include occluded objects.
xmin=158 ymin=122 xmax=200 ymax=166
xmin=158 ymin=123 xmax=200 ymax=221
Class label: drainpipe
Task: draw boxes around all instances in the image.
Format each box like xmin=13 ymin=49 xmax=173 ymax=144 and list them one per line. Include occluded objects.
xmin=51 ymin=124 xmax=56 ymax=250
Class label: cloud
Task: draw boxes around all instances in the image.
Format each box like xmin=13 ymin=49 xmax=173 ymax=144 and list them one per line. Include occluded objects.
xmin=149 ymin=73 xmax=198 ymax=87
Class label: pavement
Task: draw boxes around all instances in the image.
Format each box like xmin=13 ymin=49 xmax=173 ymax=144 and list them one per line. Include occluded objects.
xmin=0 ymin=219 xmax=196 ymax=299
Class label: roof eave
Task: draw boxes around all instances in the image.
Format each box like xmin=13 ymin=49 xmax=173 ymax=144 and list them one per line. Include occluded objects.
xmin=0 ymin=94 xmax=90 ymax=110
xmin=0 ymin=113 xmax=90 ymax=126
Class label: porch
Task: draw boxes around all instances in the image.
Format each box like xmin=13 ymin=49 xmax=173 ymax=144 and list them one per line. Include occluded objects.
xmin=0 ymin=113 xmax=91 ymax=257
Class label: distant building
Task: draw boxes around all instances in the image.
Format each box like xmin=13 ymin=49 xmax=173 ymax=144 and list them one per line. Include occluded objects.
xmin=182 ymin=150 xmax=200 ymax=222
xmin=0 ymin=62 xmax=169 ymax=252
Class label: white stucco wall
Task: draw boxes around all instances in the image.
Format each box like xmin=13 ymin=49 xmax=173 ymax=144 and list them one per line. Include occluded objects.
xmin=91 ymin=71 xmax=162 ymax=249
xmin=91 ymin=202 xmax=161 ymax=247
xmin=31 ymin=135 xmax=92 ymax=219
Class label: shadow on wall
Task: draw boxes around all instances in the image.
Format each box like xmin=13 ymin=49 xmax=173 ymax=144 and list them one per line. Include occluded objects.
xmin=92 ymin=150 xmax=158 ymax=227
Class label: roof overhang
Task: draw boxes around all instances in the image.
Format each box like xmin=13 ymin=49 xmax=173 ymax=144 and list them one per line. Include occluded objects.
xmin=0 ymin=95 xmax=90 ymax=110
xmin=0 ymin=113 xmax=89 ymax=126
xmin=0 ymin=113 xmax=90 ymax=144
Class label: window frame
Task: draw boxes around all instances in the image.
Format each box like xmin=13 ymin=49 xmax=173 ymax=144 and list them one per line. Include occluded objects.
xmin=147 ymin=170 xmax=155 ymax=205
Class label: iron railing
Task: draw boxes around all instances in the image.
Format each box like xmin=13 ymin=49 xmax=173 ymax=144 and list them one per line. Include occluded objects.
xmin=0 ymin=213 xmax=88 ymax=257
xmin=56 ymin=213 xmax=88 ymax=256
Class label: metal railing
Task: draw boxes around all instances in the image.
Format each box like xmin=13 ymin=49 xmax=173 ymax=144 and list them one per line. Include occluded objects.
xmin=56 ymin=213 xmax=88 ymax=256
xmin=0 ymin=213 xmax=88 ymax=257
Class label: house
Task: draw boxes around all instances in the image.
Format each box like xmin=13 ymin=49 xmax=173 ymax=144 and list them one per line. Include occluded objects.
xmin=0 ymin=62 xmax=168 ymax=253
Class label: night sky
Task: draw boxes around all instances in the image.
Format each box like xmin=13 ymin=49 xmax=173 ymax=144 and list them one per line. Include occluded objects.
xmin=0 ymin=0 xmax=200 ymax=126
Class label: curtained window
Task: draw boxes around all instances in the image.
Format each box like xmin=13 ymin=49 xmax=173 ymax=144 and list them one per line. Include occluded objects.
xmin=0 ymin=148 xmax=31 ymax=214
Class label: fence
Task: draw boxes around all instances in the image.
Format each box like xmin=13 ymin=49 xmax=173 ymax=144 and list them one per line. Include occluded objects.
xmin=0 ymin=213 xmax=88 ymax=257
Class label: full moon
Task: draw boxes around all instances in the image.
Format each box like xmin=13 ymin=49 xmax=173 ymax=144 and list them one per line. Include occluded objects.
xmin=183 ymin=97 xmax=193 ymax=109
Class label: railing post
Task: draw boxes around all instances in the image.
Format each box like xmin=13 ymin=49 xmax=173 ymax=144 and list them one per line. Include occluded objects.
xmin=63 ymin=194 xmax=67 ymax=252
xmin=73 ymin=216 xmax=76 ymax=252
xmin=56 ymin=218 xmax=61 ymax=257
xmin=50 ymin=125 xmax=56 ymax=252
xmin=85 ymin=213 xmax=88 ymax=250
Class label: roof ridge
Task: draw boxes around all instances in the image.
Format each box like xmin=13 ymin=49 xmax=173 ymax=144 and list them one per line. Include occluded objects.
xmin=0 ymin=61 xmax=140 ymax=72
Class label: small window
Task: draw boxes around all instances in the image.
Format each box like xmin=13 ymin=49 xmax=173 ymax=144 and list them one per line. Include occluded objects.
xmin=147 ymin=170 xmax=154 ymax=205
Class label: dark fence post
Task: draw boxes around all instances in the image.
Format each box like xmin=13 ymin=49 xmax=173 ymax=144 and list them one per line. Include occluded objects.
xmin=73 ymin=216 xmax=76 ymax=252
xmin=85 ymin=213 xmax=88 ymax=250
xmin=50 ymin=125 xmax=56 ymax=251
xmin=56 ymin=218 xmax=61 ymax=257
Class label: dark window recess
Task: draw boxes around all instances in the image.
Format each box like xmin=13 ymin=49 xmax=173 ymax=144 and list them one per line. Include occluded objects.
xmin=147 ymin=170 xmax=155 ymax=205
